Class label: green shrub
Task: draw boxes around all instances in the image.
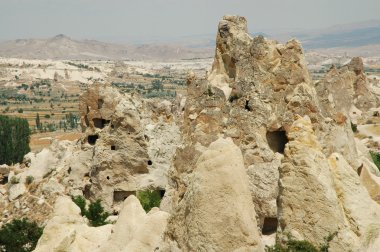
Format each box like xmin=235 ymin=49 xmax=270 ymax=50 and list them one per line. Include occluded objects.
xmin=72 ymin=196 xmax=87 ymax=216
xmin=72 ymin=197 xmax=109 ymax=227
xmin=351 ymin=122 xmax=358 ymax=133
xmin=25 ymin=176 xmax=34 ymax=185
xmin=0 ymin=218 xmax=43 ymax=252
xmin=137 ymin=190 xmax=162 ymax=213
xmin=370 ymin=151 xmax=380 ymax=172
xmin=85 ymin=200 xmax=110 ymax=227
xmin=265 ymin=232 xmax=337 ymax=252
xmin=10 ymin=176 xmax=20 ymax=184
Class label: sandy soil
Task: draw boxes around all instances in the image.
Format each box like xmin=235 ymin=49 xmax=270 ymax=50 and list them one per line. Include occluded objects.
xmin=30 ymin=131 xmax=82 ymax=152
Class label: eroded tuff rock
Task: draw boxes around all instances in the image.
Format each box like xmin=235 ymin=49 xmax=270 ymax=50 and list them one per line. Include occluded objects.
xmin=34 ymin=196 xmax=113 ymax=252
xmin=34 ymin=195 xmax=168 ymax=252
xmin=166 ymin=15 xmax=380 ymax=251
xmin=97 ymin=195 xmax=169 ymax=252
xmin=278 ymin=116 xmax=357 ymax=251
xmin=79 ymin=84 xmax=180 ymax=210
xmin=165 ymin=138 xmax=263 ymax=252
xmin=0 ymin=84 xmax=180 ymax=226
xmin=168 ymin=15 xmax=362 ymax=230
xmin=315 ymin=57 xmax=378 ymax=120
xmin=2 ymin=14 xmax=380 ymax=252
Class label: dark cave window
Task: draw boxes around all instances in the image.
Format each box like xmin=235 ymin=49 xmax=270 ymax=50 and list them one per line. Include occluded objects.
xmin=266 ymin=130 xmax=288 ymax=154
xmin=357 ymin=164 xmax=363 ymax=176
xmin=160 ymin=190 xmax=166 ymax=198
xmin=262 ymin=217 xmax=278 ymax=235
xmin=113 ymin=190 xmax=136 ymax=202
xmin=93 ymin=118 xmax=110 ymax=129
xmin=111 ymin=145 xmax=116 ymax=150
xmin=0 ymin=175 xmax=8 ymax=185
xmin=245 ymin=100 xmax=252 ymax=111
xmin=98 ymin=99 xmax=104 ymax=109
xmin=88 ymin=135 xmax=99 ymax=145
xmin=147 ymin=160 xmax=153 ymax=166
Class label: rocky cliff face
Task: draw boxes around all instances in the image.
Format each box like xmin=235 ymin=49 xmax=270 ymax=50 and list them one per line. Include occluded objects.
xmin=0 ymin=84 xmax=180 ymax=226
xmin=164 ymin=15 xmax=380 ymax=251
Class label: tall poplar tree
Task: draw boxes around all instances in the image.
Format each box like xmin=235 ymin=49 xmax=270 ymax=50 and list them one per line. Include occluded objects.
xmin=0 ymin=115 xmax=30 ymax=165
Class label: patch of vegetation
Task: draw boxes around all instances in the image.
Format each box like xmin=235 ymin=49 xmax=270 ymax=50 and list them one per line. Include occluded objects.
xmin=85 ymin=200 xmax=110 ymax=227
xmin=67 ymin=62 xmax=100 ymax=72
xmin=151 ymin=79 xmax=163 ymax=91
xmin=370 ymin=151 xmax=380 ymax=172
xmin=265 ymin=232 xmax=337 ymax=252
xmin=10 ymin=176 xmax=20 ymax=184
xmin=137 ymin=189 xmax=162 ymax=213
xmin=351 ymin=122 xmax=358 ymax=133
xmin=25 ymin=176 xmax=34 ymax=185
xmin=0 ymin=115 xmax=30 ymax=165
xmin=72 ymin=196 xmax=87 ymax=216
xmin=72 ymin=196 xmax=110 ymax=227
xmin=0 ymin=218 xmax=43 ymax=252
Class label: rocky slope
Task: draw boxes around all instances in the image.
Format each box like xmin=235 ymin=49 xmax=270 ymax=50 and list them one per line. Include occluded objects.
xmin=1 ymin=15 xmax=380 ymax=252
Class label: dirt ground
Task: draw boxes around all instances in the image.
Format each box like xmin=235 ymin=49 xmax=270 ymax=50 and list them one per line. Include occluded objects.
xmin=30 ymin=131 xmax=82 ymax=152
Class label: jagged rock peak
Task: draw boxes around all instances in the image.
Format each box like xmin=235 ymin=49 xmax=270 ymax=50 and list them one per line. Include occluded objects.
xmin=347 ymin=56 xmax=364 ymax=75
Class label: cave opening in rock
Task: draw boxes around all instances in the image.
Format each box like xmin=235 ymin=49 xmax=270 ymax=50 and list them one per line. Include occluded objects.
xmin=0 ymin=175 xmax=8 ymax=185
xmin=147 ymin=160 xmax=153 ymax=166
xmin=245 ymin=100 xmax=252 ymax=111
xmin=93 ymin=118 xmax=110 ymax=129
xmin=357 ymin=164 xmax=363 ymax=176
xmin=160 ymin=189 xmax=166 ymax=198
xmin=83 ymin=184 xmax=91 ymax=198
xmin=266 ymin=130 xmax=288 ymax=154
xmin=111 ymin=145 xmax=116 ymax=150
xmin=88 ymin=135 xmax=99 ymax=145
xmin=113 ymin=190 xmax=136 ymax=202
xmin=98 ymin=99 xmax=104 ymax=109
xmin=262 ymin=217 xmax=278 ymax=235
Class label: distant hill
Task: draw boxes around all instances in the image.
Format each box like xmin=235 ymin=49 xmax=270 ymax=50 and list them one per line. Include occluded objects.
xmin=0 ymin=34 xmax=214 ymax=61
xmin=2 ymin=20 xmax=380 ymax=60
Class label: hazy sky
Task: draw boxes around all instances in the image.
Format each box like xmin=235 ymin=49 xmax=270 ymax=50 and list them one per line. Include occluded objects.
xmin=1 ymin=0 xmax=380 ymax=43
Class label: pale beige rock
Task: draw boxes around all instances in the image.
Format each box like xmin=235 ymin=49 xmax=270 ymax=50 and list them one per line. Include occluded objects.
xmin=328 ymin=153 xmax=380 ymax=250
xmin=166 ymin=137 xmax=263 ymax=252
xmin=34 ymin=196 xmax=112 ymax=252
xmin=278 ymin=116 xmax=357 ymax=250
xmin=97 ymin=195 xmax=169 ymax=252
xmin=8 ymin=183 xmax=26 ymax=201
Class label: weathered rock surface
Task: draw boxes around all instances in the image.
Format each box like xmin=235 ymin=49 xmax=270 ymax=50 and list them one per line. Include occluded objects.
xmin=97 ymin=195 xmax=169 ymax=252
xmin=278 ymin=116 xmax=356 ymax=250
xmin=34 ymin=196 xmax=113 ymax=252
xmin=166 ymin=138 xmax=263 ymax=252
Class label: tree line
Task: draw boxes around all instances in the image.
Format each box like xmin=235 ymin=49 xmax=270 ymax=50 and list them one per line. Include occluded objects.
xmin=0 ymin=115 xmax=30 ymax=165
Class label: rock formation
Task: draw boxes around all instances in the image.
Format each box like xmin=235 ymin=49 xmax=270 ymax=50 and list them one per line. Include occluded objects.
xmin=2 ymin=14 xmax=380 ymax=252
xmin=166 ymin=138 xmax=263 ymax=251
xmin=165 ymin=15 xmax=380 ymax=251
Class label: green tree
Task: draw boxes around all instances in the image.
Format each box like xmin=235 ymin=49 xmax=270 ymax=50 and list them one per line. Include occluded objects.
xmin=72 ymin=196 xmax=87 ymax=216
xmin=137 ymin=190 xmax=162 ymax=213
xmin=35 ymin=113 xmax=41 ymax=131
xmin=0 ymin=218 xmax=43 ymax=252
xmin=0 ymin=115 xmax=31 ymax=165
xmin=72 ymin=197 xmax=110 ymax=227
xmin=85 ymin=200 xmax=110 ymax=227
xmin=151 ymin=79 xmax=163 ymax=91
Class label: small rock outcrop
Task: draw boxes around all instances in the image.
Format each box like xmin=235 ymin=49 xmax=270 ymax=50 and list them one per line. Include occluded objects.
xmin=34 ymin=196 xmax=113 ymax=252
xmin=166 ymin=138 xmax=263 ymax=252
